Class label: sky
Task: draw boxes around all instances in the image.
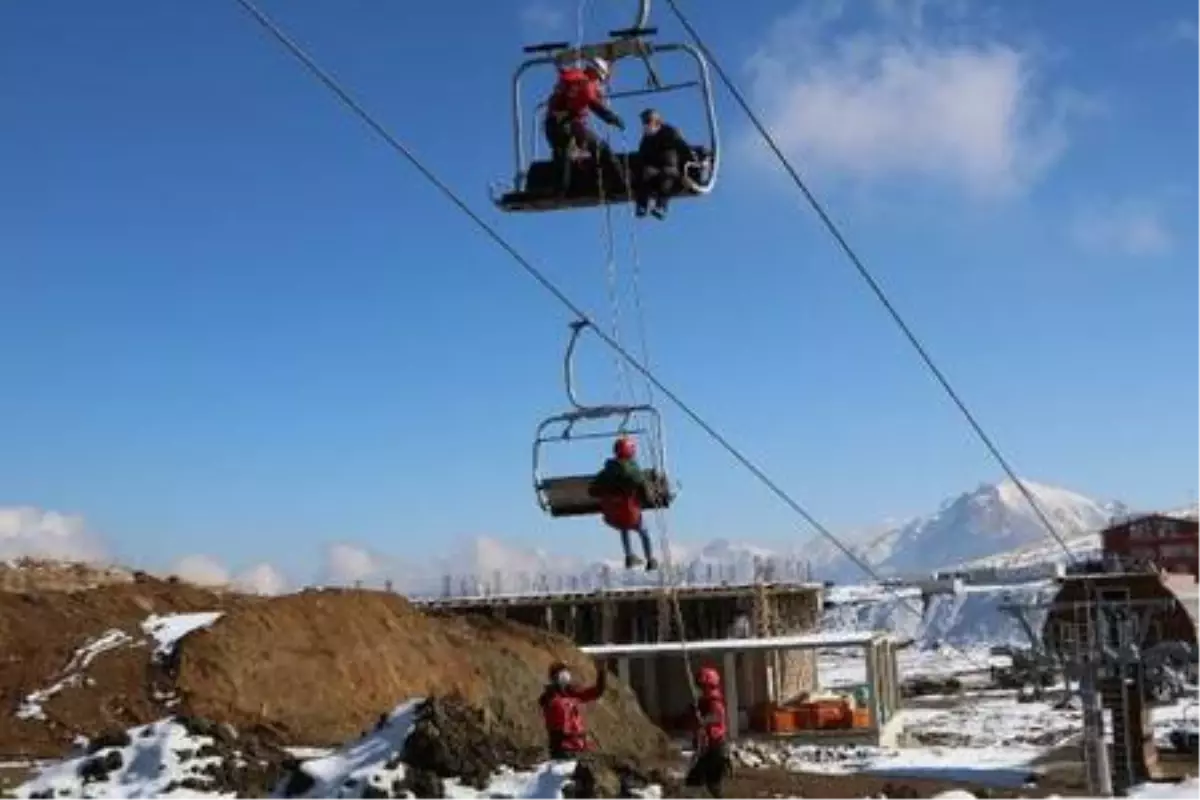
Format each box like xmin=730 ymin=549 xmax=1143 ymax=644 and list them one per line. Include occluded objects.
xmin=1 ymin=0 xmax=1196 ymax=591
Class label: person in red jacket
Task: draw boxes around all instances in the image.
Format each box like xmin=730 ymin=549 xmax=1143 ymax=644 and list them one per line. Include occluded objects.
xmin=686 ymin=665 xmax=732 ymax=797
xmin=543 ymin=56 xmax=626 ymax=193
xmin=589 ymin=436 xmax=658 ymax=571
xmin=538 ymin=660 xmax=608 ymax=759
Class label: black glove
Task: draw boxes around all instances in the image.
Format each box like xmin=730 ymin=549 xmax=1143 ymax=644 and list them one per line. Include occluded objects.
xmin=612 ymin=115 xmax=626 ymax=131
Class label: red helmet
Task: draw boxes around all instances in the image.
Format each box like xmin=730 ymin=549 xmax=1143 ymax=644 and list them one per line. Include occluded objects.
xmin=613 ymin=436 xmax=637 ymax=460
xmin=696 ymin=665 xmax=721 ymax=689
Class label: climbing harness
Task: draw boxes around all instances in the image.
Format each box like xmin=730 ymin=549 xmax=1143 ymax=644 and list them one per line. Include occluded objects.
xmin=490 ymin=0 xmax=719 ymax=214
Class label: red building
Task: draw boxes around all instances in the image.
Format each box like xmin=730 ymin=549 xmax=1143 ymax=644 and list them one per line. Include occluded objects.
xmin=1102 ymin=513 xmax=1198 ymax=577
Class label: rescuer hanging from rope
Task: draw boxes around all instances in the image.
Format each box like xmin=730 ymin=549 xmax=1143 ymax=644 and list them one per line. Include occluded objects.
xmin=589 ymin=436 xmax=659 ymax=570
xmin=543 ymin=56 xmax=628 ymax=196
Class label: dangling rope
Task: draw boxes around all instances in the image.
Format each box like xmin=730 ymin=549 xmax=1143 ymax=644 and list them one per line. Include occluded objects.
xmin=594 ymin=139 xmax=639 ymax=408
xmin=597 ymin=131 xmax=704 ymax=718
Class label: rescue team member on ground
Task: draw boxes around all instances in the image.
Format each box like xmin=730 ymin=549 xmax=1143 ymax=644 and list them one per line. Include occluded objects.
xmin=539 ymin=660 xmax=607 ymax=759
xmin=686 ymin=665 xmax=732 ymax=798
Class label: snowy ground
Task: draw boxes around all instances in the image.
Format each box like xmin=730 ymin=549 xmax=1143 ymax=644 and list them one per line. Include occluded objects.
xmin=13 ymin=700 xmax=663 ymax=800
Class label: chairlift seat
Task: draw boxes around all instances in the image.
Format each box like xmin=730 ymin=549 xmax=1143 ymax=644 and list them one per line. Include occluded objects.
xmin=498 ymin=147 xmax=712 ymax=213
xmin=538 ymin=469 xmax=674 ymax=517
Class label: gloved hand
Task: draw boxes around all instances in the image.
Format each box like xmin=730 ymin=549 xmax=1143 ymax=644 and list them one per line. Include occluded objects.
xmin=612 ymin=115 xmax=626 ymax=131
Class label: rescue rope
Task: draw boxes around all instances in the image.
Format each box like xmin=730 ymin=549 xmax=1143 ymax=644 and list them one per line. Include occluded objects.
xmin=594 ymin=136 xmax=639 ymax=408
xmin=228 ymin=0 xmax=994 ymax=677
xmin=659 ymin=0 xmax=1078 ymax=566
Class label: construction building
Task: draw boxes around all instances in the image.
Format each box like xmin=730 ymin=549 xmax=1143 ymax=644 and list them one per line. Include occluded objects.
xmin=414 ymin=578 xmax=902 ymax=745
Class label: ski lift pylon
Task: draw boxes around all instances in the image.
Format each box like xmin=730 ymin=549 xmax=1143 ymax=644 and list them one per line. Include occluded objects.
xmin=533 ymin=320 xmax=675 ymax=517
xmin=491 ymin=1 xmax=719 ymax=214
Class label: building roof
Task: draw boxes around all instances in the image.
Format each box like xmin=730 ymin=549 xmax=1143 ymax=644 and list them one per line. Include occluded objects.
xmin=580 ymin=630 xmax=882 ymax=657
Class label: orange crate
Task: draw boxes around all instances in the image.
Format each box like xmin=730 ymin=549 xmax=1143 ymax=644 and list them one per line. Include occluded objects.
xmin=810 ymin=700 xmax=852 ymax=729
xmin=792 ymin=703 xmax=815 ymax=729
xmin=852 ymin=707 xmax=871 ymax=728
xmin=770 ymin=707 xmax=799 ymax=733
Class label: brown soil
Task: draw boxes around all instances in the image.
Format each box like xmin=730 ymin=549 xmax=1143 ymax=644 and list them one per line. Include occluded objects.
xmin=0 ymin=575 xmax=248 ymax=757
xmin=0 ymin=579 xmax=671 ymax=773
xmin=173 ymin=589 xmax=671 ymax=765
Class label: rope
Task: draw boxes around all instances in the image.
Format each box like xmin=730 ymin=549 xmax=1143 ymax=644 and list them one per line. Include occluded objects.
xmin=227 ymin=0 xmax=994 ymax=676
xmin=597 ymin=138 xmax=700 ymax=707
xmin=595 ymin=136 xmax=638 ymax=407
xmin=659 ymin=0 xmax=1078 ymax=565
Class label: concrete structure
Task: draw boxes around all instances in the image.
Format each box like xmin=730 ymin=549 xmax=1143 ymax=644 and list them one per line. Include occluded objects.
xmin=415 ymin=580 xmax=840 ymax=727
xmin=582 ymin=630 xmax=902 ymax=745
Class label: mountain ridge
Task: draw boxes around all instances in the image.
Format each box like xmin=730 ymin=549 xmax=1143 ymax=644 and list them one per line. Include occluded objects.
xmin=423 ymin=477 xmax=1141 ymax=594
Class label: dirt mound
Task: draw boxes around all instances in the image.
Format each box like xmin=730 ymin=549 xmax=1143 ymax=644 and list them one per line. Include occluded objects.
xmin=0 ymin=576 xmax=248 ymax=757
xmin=173 ymin=589 xmax=672 ymax=766
xmin=1 ymin=580 xmax=671 ymax=772
xmin=0 ymin=558 xmax=134 ymax=594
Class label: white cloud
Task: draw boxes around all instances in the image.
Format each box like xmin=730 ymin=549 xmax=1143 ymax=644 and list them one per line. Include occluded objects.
xmin=234 ymin=562 xmax=289 ymax=596
xmin=0 ymin=506 xmax=109 ymax=562
xmin=173 ymin=554 xmax=292 ymax=595
xmin=743 ymin=0 xmax=1083 ymax=198
xmin=1169 ymin=18 xmax=1198 ymax=46
xmin=1069 ymin=199 xmax=1174 ymax=257
xmin=172 ymin=554 xmax=231 ymax=587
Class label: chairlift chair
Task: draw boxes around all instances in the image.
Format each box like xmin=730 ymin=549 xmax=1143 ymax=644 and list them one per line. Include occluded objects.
xmin=532 ymin=320 xmax=676 ymax=517
xmin=491 ymin=21 xmax=720 ymax=214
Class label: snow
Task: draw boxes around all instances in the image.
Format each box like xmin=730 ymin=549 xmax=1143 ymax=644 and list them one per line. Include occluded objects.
xmin=141 ymin=611 xmax=223 ymax=658
xmin=1128 ymin=777 xmax=1200 ymax=799
xmin=14 ymin=719 xmax=229 ymax=798
xmin=11 ymin=701 xmax=608 ymax=800
xmin=16 ymin=628 xmax=133 ymax=720
xmin=895 ymin=694 xmax=1078 ymax=749
xmin=821 ymin=580 xmax=1057 ymax=651
xmin=283 ymin=700 xmax=422 ymax=798
xmin=749 ymin=741 xmax=1043 ymax=788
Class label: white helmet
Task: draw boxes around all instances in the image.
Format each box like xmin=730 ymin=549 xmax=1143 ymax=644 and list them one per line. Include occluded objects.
xmin=585 ymin=56 xmax=611 ymax=81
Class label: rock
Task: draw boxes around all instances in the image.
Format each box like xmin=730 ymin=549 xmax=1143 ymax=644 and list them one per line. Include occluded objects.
xmin=86 ymin=728 xmax=132 ymax=754
xmin=398 ymin=768 xmax=444 ymax=798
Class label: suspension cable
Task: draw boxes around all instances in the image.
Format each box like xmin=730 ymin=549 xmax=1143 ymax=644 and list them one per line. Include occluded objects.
xmin=659 ymin=0 xmax=1078 ymax=564
xmin=228 ymin=0 xmax=993 ymax=675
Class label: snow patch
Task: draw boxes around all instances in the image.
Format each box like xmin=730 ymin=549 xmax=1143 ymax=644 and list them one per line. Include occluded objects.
xmin=16 ymin=629 xmax=133 ymax=720
xmin=1128 ymin=777 xmax=1200 ymax=799
xmin=822 ymin=581 xmax=1057 ymax=650
xmin=141 ymin=612 xmax=223 ymax=659
xmin=282 ymin=699 xmax=422 ymax=798
xmin=14 ymin=719 xmax=227 ymax=798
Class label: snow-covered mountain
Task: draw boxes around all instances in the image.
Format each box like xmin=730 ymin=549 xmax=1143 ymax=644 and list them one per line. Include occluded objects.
xmin=821 ymin=580 xmax=1061 ymax=649
xmin=353 ymin=477 xmax=1142 ymax=597
xmin=812 ymin=478 xmax=1126 ymax=582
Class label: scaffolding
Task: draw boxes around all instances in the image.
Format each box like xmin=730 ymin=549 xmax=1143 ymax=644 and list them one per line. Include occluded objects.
xmin=1019 ymin=584 xmax=1191 ymax=796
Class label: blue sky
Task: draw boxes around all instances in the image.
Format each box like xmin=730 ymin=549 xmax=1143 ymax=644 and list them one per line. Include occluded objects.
xmin=1 ymin=0 xmax=1196 ymax=587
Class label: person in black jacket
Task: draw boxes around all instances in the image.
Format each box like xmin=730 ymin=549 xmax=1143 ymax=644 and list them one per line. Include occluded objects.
xmin=634 ymin=108 xmax=693 ymax=219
